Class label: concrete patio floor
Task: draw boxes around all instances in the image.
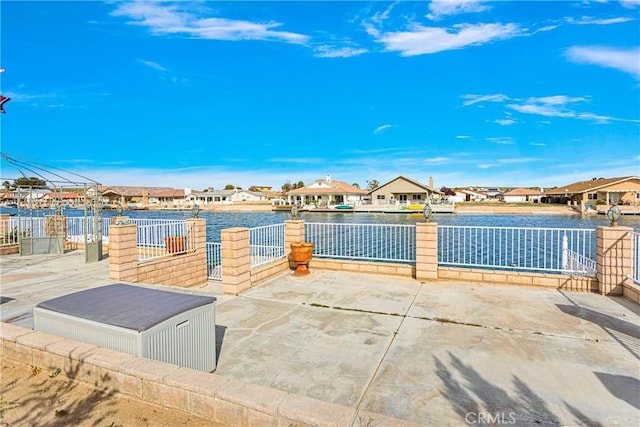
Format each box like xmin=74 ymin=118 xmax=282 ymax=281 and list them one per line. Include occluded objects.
xmin=1 ymin=251 xmax=639 ymax=426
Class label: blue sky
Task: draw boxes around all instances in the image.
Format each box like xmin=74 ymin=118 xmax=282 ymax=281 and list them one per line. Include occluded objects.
xmin=1 ymin=0 xmax=639 ymax=191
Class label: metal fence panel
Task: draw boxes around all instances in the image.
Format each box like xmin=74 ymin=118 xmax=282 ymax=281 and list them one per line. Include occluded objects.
xmin=305 ymin=222 xmax=416 ymax=263
xmin=207 ymin=242 xmax=222 ymax=280
xmin=438 ymin=226 xmax=596 ymax=275
xmin=250 ymin=224 xmax=285 ymax=268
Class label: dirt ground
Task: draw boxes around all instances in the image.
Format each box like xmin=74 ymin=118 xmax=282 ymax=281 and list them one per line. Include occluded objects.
xmin=0 ymin=360 xmax=224 ymax=427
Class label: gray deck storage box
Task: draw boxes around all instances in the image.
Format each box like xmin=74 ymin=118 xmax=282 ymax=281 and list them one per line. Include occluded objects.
xmin=34 ymin=283 xmax=217 ymax=372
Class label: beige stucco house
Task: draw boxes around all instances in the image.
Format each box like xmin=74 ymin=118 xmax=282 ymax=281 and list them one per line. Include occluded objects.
xmin=286 ymin=175 xmax=367 ymax=207
xmin=544 ymin=176 xmax=640 ymax=213
xmin=502 ymin=188 xmax=543 ymax=203
xmin=368 ymin=176 xmax=442 ymax=206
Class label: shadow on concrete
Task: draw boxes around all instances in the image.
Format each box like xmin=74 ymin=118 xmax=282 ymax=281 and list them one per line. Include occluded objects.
xmin=0 ymin=296 xmax=15 ymax=304
xmin=2 ymin=356 xmax=116 ymax=426
xmin=594 ymin=372 xmax=640 ymax=410
xmin=434 ymin=352 xmax=602 ymax=426
xmin=215 ymin=324 xmax=227 ymax=362
xmin=556 ymin=303 xmax=640 ymax=360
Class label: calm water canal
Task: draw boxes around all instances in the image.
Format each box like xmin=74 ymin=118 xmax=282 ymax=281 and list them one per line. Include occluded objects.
xmin=4 ymin=208 xmax=636 ymax=241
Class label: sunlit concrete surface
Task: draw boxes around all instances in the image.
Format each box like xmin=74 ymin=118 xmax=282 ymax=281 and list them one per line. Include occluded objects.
xmin=2 ymin=252 xmax=638 ymax=426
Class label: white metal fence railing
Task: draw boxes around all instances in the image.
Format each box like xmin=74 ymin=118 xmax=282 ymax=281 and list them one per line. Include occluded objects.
xmin=207 ymin=242 xmax=222 ymax=280
xmin=137 ymin=220 xmax=191 ymax=262
xmin=438 ymin=226 xmax=596 ymax=275
xmin=250 ymin=224 xmax=286 ymax=268
xmin=66 ymin=216 xmax=107 ymax=242
xmin=0 ymin=217 xmax=46 ymax=246
xmin=305 ymin=222 xmax=416 ymax=263
xmin=630 ymin=231 xmax=640 ymax=285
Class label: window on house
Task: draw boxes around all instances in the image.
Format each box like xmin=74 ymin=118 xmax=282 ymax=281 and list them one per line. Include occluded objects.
xmin=587 ymin=193 xmax=598 ymax=200
xmin=412 ymin=194 xmax=422 ymax=200
xmin=377 ymin=195 xmax=385 ymax=200
xmin=399 ymin=194 xmax=408 ymax=202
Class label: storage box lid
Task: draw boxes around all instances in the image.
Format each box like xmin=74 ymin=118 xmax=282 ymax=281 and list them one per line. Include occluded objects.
xmin=36 ymin=283 xmax=216 ymax=332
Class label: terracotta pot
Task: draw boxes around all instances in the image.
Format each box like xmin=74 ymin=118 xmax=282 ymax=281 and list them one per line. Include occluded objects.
xmin=290 ymin=242 xmax=314 ymax=276
xmin=165 ymin=236 xmax=186 ymax=254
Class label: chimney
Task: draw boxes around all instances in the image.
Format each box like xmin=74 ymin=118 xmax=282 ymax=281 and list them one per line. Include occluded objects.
xmin=428 ymin=176 xmax=434 ymax=189
xmin=326 ymin=174 xmax=332 ymax=183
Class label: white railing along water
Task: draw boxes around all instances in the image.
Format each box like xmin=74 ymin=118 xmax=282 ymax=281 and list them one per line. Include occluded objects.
xmin=250 ymin=223 xmax=285 ymax=268
xmin=137 ymin=220 xmax=191 ymax=262
xmin=305 ymin=222 xmax=416 ymax=263
xmin=207 ymin=242 xmax=222 ymax=280
xmin=438 ymin=226 xmax=596 ymax=276
xmin=1 ymin=217 xmax=46 ymax=246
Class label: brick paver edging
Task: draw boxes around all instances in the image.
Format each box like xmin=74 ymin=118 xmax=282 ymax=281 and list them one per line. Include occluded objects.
xmin=0 ymin=322 xmax=420 ymax=427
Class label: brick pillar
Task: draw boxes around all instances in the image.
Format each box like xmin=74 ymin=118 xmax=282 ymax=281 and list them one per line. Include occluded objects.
xmin=221 ymin=227 xmax=251 ymax=295
xmin=45 ymin=215 xmax=67 ymax=238
xmin=416 ymin=222 xmax=438 ymax=281
xmin=187 ymin=218 xmax=208 ymax=285
xmin=285 ymin=220 xmax=306 ymax=270
xmin=108 ymin=223 xmax=138 ymax=282
xmin=596 ymin=226 xmax=633 ymax=295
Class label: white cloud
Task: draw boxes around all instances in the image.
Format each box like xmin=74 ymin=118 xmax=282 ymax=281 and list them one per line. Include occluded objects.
xmin=426 ymin=0 xmax=489 ymax=20
xmin=112 ymin=2 xmax=309 ymax=45
xmin=456 ymin=135 xmax=471 ymax=139
xmin=374 ymin=22 xmax=519 ymax=56
xmin=461 ymin=93 xmax=510 ymax=107
xmin=494 ymin=118 xmax=516 ymax=126
xmin=314 ymin=45 xmax=368 ymax=58
xmin=565 ymin=46 xmax=640 ymax=79
xmin=486 ymin=137 xmax=514 ymax=145
xmin=566 ymin=16 xmax=635 ymax=25
xmin=138 ymin=59 xmax=166 ymax=71
xmin=530 ymin=142 xmax=546 ymax=147
xmin=621 ymin=0 xmax=640 ymax=9
xmin=373 ymin=124 xmax=394 ymax=134
xmin=424 ymin=157 xmax=450 ymax=164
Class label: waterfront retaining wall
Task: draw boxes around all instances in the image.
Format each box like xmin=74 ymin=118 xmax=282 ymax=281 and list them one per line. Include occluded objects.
xmin=0 ymin=322 xmax=411 ymax=427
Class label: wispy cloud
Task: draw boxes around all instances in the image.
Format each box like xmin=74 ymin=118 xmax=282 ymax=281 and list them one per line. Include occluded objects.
xmin=111 ymin=2 xmax=309 ymax=45
xmin=426 ymin=0 xmax=489 ymax=20
xmin=460 ymin=93 xmax=510 ymax=107
xmin=137 ymin=59 xmax=166 ymax=71
xmin=565 ymin=46 xmax=640 ymax=79
xmin=373 ymin=124 xmax=394 ymax=134
xmin=505 ymin=96 xmax=631 ymax=123
xmin=424 ymin=157 xmax=450 ymax=165
xmin=466 ymin=92 xmax=638 ymax=124
xmin=486 ymin=137 xmax=514 ymax=145
xmin=313 ymin=45 xmax=368 ymax=58
xmin=494 ymin=118 xmax=516 ymax=126
xmin=456 ymin=135 xmax=471 ymax=139
xmin=566 ymin=16 xmax=635 ymax=25
xmin=372 ymin=23 xmax=519 ymax=56
xmin=530 ymin=142 xmax=546 ymax=147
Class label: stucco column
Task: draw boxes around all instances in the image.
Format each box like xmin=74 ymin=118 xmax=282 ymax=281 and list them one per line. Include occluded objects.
xmin=596 ymin=226 xmax=633 ymax=295
xmin=285 ymin=220 xmax=305 ymax=251
xmin=187 ymin=218 xmax=208 ymax=285
xmin=285 ymin=220 xmax=305 ymax=270
xmin=108 ymin=223 xmax=138 ymax=282
xmin=221 ymin=227 xmax=251 ymax=295
xmin=415 ymin=222 xmax=438 ymax=281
